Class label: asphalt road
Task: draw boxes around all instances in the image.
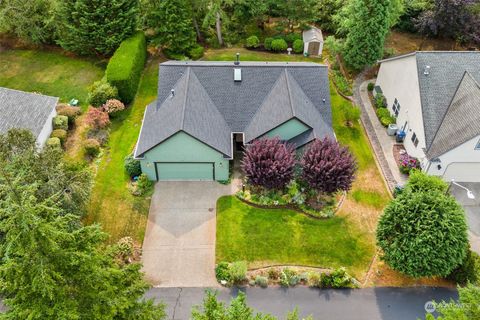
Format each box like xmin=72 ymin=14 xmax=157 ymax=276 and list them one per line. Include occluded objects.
xmin=146 ymin=287 xmax=458 ymax=320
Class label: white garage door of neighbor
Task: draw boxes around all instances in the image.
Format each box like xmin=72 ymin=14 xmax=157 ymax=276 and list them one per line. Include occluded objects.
xmin=156 ymin=162 xmax=214 ymax=181
xmin=443 ymin=162 xmax=480 ymax=182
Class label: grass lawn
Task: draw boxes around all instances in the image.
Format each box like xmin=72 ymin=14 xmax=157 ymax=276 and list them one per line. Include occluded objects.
xmin=217 ymin=196 xmax=373 ymax=275
xmin=205 ymin=48 xmax=390 ymax=279
xmin=0 ymin=49 xmax=104 ymax=109
xmin=84 ymin=56 xmax=163 ymax=243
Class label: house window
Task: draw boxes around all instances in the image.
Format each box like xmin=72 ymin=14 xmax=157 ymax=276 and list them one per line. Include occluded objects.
xmin=392 ymin=98 xmax=401 ymax=117
xmin=411 ymin=132 xmax=419 ymax=147
xmin=476 ymin=139 xmax=480 ymax=150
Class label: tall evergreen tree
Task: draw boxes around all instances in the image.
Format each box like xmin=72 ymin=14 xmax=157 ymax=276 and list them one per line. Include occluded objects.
xmin=145 ymin=0 xmax=197 ymax=55
xmin=342 ymin=0 xmax=392 ymax=70
xmin=57 ymin=0 xmax=139 ymax=56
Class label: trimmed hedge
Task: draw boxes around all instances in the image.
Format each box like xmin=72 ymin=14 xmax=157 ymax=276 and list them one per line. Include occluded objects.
xmin=53 ymin=115 xmax=68 ymax=130
xmin=293 ymin=39 xmax=304 ymax=53
xmin=271 ymin=39 xmax=288 ymax=52
xmin=51 ymin=129 xmax=67 ymax=146
xmin=106 ymin=32 xmax=147 ymax=104
xmin=245 ymin=35 xmax=260 ymax=48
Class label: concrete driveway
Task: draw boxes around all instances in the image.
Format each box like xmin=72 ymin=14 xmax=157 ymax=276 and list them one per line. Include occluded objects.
xmin=142 ymin=181 xmax=235 ymax=287
xmin=450 ymin=182 xmax=480 ymax=254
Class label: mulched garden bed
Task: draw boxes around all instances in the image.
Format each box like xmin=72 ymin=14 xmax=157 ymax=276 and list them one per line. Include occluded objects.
xmin=392 ymin=144 xmax=407 ymax=169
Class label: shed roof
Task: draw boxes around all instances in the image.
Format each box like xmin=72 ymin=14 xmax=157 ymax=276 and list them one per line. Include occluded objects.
xmin=135 ymin=61 xmax=333 ymax=158
xmin=0 ymin=87 xmax=58 ymax=138
xmin=303 ymin=27 xmax=323 ymax=43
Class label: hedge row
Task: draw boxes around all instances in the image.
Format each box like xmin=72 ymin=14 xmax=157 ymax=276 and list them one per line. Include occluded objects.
xmin=106 ymin=32 xmax=147 ymax=104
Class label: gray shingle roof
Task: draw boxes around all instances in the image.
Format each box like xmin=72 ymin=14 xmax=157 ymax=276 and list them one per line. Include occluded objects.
xmin=135 ymin=61 xmax=333 ymax=157
xmin=303 ymin=27 xmax=323 ymax=43
xmin=0 ymin=87 xmax=58 ymax=137
xmin=427 ymin=72 xmax=480 ymax=158
xmin=414 ymin=52 xmax=480 ymax=151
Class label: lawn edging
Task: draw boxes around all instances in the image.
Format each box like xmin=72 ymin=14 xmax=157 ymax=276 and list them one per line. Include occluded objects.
xmin=235 ymin=190 xmax=346 ymax=220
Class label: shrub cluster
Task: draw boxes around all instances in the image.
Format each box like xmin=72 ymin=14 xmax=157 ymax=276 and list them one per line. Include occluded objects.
xmin=85 ymin=107 xmax=110 ymax=130
xmin=129 ymin=173 xmax=153 ymax=196
xmin=399 ymin=154 xmax=420 ymax=175
xmin=215 ymin=261 xmax=247 ymax=285
xmin=51 ymin=129 xmax=67 ymax=146
xmin=245 ymin=35 xmax=260 ymax=48
xmin=88 ymin=79 xmax=118 ymax=107
xmin=320 ymin=267 xmax=357 ymax=288
xmin=271 ymin=38 xmax=288 ymax=52
xmin=56 ymin=104 xmax=81 ymax=126
xmin=375 ymin=107 xmax=395 ymax=127
xmin=46 ymin=137 xmax=61 ymax=149
xmin=102 ymin=99 xmax=125 ymax=115
xmin=106 ymin=32 xmax=147 ymax=104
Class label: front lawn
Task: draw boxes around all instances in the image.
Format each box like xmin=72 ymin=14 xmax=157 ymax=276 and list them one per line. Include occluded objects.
xmin=84 ymin=56 xmax=164 ymax=243
xmin=0 ymin=49 xmax=104 ymax=109
xmin=217 ymin=196 xmax=373 ymax=276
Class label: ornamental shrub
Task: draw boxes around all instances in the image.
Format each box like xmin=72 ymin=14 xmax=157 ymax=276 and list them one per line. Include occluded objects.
xmin=367 ymin=83 xmax=375 ymax=91
xmin=307 ymin=272 xmax=321 ymax=287
xmin=376 ymin=107 xmax=390 ymax=119
xmin=83 ymin=139 xmax=100 ymax=157
xmin=380 ymin=115 xmax=395 ymax=127
xmin=245 ymin=35 xmax=260 ymax=48
xmin=106 ymin=32 xmax=147 ymax=103
xmin=406 ymin=170 xmax=448 ymax=193
xmin=320 ymin=267 xmax=356 ymax=288
xmin=292 ymin=39 xmax=304 ymax=53
xmin=51 ymin=129 xmax=67 ymax=146
xmin=56 ymin=105 xmax=81 ymax=126
xmin=254 ymin=275 xmax=268 ymax=288
xmin=229 ymin=261 xmax=248 ymax=284
xmin=264 ymin=37 xmax=274 ymax=50
xmin=271 ymin=38 xmax=288 ymax=52
xmin=87 ymin=79 xmax=118 ymax=107
xmin=136 ymin=173 xmax=153 ymax=196
xmin=124 ymin=154 xmax=142 ymax=177
xmin=215 ymin=262 xmax=231 ymax=283
xmin=53 ymin=115 xmax=68 ymax=130
xmin=188 ymin=45 xmax=204 ymax=60
xmin=46 ymin=137 xmax=61 ymax=149
xmin=85 ymin=107 xmax=110 ymax=130
xmin=241 ymin=137 xmax=296 ymax=190
xmin=374 ymin=93 xmax=386 ymax=108
xmin=102 ymin=99 xmax=125 ymax=115
xmin=301 ymin=137 xmax=357 ymax=194
xmin=285 ymin=33 xmax=302 ymax=45
xmin=399 ymin=154 xmax=420 ymax=174
xmin=279 ymin=268 xmax=299 ymax=287
xmin=376 ymin=188 xmax=468 ymax=278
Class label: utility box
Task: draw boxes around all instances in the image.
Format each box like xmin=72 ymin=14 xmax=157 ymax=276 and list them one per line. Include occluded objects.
xmin=387 ymin=124 xmax=398 ymax=136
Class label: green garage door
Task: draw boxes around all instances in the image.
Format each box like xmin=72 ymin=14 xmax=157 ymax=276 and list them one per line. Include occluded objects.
xmin=156 ymin=163 xmax=214 ymax=181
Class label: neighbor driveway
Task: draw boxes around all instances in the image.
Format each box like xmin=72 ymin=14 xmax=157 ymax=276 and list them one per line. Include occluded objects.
xmin=450 ymin=182 xmax=480 ymax=254
xmin=142 ymin=181 xmax=236 ymax=287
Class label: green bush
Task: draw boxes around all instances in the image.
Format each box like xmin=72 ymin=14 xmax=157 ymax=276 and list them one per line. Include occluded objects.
xmin=292 ymin=39 xmax=304 ymax=53
xmin=230 ymin=261 xmax=247 ymax=284
xmin=307 ymin=272 xmax=321 ymax=287
xmin=271 ymin=38 xmax=288 ymax=52
xmin=279 ymin=268 xmax=299 ymax=287
xmin=264 ymin=37 xmax=273 ymax=50
xmin=406 ymin=170 xmax=448 ymax=193
xmin=254 ymin=275 xmax=268 ymax=288
xmin=380 ymin=115 xmax=395 ymax=127
xmin=376 ymin=107 xmax=390 ymax=119
xmin=124 ymin=154 xmax=142 ymax=177
xmin=53 ymin=115 xmax=68 ymax=130
xmin=367 ymin=83 xmax=375 ymax=91
xmin=374 ymin=93 xmax=386 ymax=108
xmin=215 ymin=262 xmax=231 ymax=283
xmin=320 ymin=267 xmax=356 ymax=288
xmin=56 ymin=104 xmax=81 ymax=126
xmin=447 ymin=250 xmax=480 ymax=285
xmin=88 ymin=79 xmax=118 ymax=107
xmin=332 ymin=70 xmax=353 ymax=96
xmin=51 ymin=129 xmax=67 ymax=146
xmin=285 ymin=33 xmax=302 ymax=45
xmin=136 ymin=173 xmax=153 ymax=196
xmin=46 ymin=137 xmax=61 ymax=149
xmin=83 ymin=138 xmax=100 ymax=157
xmin=245 ymin=35 xmax=260 ymax=48
xmin=268 ymin=268 xmax=280 ymax=280
xmin=106 ymin=32 xmax=147 ymax=104
xmin=188 ymin=45 xmax=204 ymax=60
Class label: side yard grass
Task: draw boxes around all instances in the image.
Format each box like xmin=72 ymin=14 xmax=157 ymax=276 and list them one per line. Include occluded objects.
xmin=207 ymin=48 xmax=390 ymax=280
xmin=84 ymin=56 xmax=163 ymax=243
xmin=0 ymin=49 xmax=104 ymax=109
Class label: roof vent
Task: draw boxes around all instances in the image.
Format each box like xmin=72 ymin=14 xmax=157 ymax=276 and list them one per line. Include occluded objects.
xmin=234 ymin=68 xmax=242 ymax=82
xmin=170 ymin=89 xmax=175 ymax=97
xmin=424 ymin=65 xmax=430 ymax=75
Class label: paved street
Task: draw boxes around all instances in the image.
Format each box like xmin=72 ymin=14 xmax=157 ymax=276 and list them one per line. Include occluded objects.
xmin=146 ymin=287 xmax=458 ymax=320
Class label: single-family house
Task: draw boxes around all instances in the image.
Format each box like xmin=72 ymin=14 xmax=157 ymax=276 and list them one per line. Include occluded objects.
xmin=0 ymin=87 xmax=58 ymax=147
xmin=134 ymin=60 xmax=333 ymax=181
xmin=375 ymin=51 xmax=480 ymax=182
xmin=303 ymin=27 xmax=324 ymax=56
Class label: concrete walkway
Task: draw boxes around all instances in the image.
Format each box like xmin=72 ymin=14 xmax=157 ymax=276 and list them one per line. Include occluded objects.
xmin=146 ymin=287 xmax=458 ymax=320
xmin=355 ymin=79 xmax=408 ymax=189
xmin=142 ymin=181 xmax=238 ymax=287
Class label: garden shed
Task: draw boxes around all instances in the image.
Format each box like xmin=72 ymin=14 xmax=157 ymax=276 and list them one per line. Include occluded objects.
xmin=303 ymin=27 xmax=324 ymax=56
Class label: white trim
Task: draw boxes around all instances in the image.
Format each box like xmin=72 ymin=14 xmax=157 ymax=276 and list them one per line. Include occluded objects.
xmin=133 ymin=104 xmax=150 ymax=159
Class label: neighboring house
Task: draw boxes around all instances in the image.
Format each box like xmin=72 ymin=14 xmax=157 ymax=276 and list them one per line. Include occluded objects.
xmin=303 ymin=27 xmax=324 ymax=56
xmin=0 ymin=87 xmax=58 ymax=147
xmin=375 ymin=51 xmax=480 ymax=182
xmin=134 ymin=61 xmax=333 ymax=181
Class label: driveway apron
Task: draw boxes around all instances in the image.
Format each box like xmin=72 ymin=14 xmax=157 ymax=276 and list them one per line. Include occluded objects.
xmin=142 ymin=181 xmax=234 ymax=287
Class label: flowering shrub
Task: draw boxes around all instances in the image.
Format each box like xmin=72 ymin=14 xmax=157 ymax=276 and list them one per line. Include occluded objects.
xmin=102 ymin=99 xmax=125 ymax=115
xmin=85 ymin=107 xmax=110 ymax=130
xmin=399 ymin=153 xmax=420 ymax=174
